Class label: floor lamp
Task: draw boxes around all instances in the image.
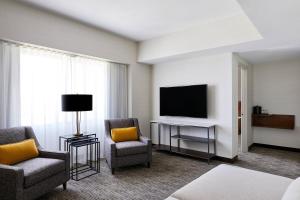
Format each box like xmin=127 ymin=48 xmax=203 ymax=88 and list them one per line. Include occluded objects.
xmin=61 ymin=94 xmax=93 ymax=136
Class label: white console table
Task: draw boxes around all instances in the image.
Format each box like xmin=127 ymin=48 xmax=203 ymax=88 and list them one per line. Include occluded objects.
xmin=150 ymin=120 xmax=216 ymax=163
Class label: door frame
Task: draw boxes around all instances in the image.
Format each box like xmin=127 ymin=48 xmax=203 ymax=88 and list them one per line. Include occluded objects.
xmin=240 ymin=64 xmax=248 ymax=153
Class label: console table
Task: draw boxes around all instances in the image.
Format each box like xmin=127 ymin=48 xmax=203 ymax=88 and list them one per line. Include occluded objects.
xmin=150 ymin=120 xmax=216 ymax=163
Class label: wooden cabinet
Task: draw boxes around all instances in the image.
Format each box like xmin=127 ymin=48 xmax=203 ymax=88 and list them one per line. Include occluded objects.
xmin=252 ymin=114 xmax=295 ymax=129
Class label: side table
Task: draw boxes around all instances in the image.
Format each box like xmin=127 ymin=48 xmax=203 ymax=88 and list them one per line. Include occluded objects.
xmin=59 ymin=133 xmax=100 ymax=181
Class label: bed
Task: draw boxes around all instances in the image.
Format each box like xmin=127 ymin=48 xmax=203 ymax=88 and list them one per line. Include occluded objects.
xmin=165 ymin=164 xmax=298 ymax=200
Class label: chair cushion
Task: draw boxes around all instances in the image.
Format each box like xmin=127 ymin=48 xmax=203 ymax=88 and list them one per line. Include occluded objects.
xmin=108 ymin=119 xmax=135 ymax=129
xmin=0 ymin=127 xmax=27 ymax=145
xmin=115 ymin=141 xmax=147 ymax=156
xmin=0 ymin=139 xmax=39 ymax=165
xmin=111 ymin=127 xmax=138 ymax=142
xmin=14 ymin=157 xmax=65 ymax=188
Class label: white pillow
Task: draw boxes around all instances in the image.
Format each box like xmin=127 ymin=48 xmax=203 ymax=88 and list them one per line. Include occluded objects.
xmin=282 ymin=177 xmax=300 ymax=200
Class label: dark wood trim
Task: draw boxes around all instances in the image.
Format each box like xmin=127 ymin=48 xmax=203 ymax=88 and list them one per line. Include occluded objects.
xmin=153 ymin=144 xmax=237 ymax=163
xmin=250 ymin=143 xmax=300 ymax=152
xmin=252 ymin=114 xmax=295 ymax=129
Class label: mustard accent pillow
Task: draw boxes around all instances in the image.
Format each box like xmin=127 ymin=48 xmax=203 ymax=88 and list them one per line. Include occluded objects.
xmin=0 ymin=139 xmax=39 ymax=165
xmin=111 ymin=127 xmax=138 ymax=142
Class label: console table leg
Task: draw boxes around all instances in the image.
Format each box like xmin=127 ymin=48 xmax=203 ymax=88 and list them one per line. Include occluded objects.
xmin=158 ymin=124 xmax=161 ymax=149
xmin=207 ymin=127 xmax=210 ymax=164
xmin=213 ymin=126 xmax=216 ymax=155
xmin=178 ymin=126 xmax=181 ymax=152
xmin=150 ymin=123 xmax=152 ymax=140
xmin=169 ymin=125 xmax=172 ymax=152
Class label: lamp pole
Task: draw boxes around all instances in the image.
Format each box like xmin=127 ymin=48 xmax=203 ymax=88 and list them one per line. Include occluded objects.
xmin=75 ymin=111 xmax=81 ymax=136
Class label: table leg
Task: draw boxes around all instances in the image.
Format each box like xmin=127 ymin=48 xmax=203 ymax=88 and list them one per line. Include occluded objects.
xmin=169 ymin=125 xmax=172 ymax=152
xmin=64 ymin=140 xmax=67 ymax=151
xmin=70 ymin=145 xmax=73 ymax=179
xmin=76 ymin=146 xmax=78 ymax=180
xmin=59 ymin=137 xmax=61 ymax=151
xmin=207 ymin=127 xmax=210 ymax=164
xmin=214 ymin=126 xmax=216 ymax=155
xmin=98 ymin=142 xmax=100 ymax=172
xmin=178 ymin=126 xmax=181 ymax=152
xmin=94 ymin=142 xmax=96 ymax=169
xmin=86 ymin=144 xmax=88 ymax=165
xmin=158 ymin=124 xmax=161 ymax=149
xmin=150 ymin=123 xmax=152 ymax=140
xmin=90 ymin=143 xmax=92 ymax=167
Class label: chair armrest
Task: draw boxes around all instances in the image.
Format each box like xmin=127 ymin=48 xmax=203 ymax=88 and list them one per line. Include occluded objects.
xmin=0 ymin=164 xmax=24 ymax=200
xmin=139 ymin=136 xmax=152 ymax=164
xmin=39 ymin=149 xmax=70 ymax=173
xmin=105 ymin=137 xmax=116 ymax=155
xmin=39 ymin=149 xmax=69 ymax=160
xmin=104 ymin=137 xmax=117 ymax=169
xmin=140 ymin=136 xmax=152 ymax=145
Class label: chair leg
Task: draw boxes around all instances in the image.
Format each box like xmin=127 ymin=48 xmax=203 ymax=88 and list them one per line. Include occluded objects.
xmin=63 ymin=182 xmax=67 ymax=190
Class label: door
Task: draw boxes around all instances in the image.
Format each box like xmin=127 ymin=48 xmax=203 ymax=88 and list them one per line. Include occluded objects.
xmin=240 ymin=65 xmax=248 ymax=153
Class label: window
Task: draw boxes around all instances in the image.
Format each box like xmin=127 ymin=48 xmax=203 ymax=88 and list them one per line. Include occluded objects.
xmin=20 ymin=46 xmax=125 ymax=151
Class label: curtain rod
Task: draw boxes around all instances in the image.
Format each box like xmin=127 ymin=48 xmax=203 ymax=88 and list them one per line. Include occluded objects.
xmin=0 ymin=38 xmax=129 ymax=66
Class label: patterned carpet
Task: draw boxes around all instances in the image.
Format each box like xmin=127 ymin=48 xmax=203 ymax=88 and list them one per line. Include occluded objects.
xmin=40 ymin=146 xmax=300 ymax=200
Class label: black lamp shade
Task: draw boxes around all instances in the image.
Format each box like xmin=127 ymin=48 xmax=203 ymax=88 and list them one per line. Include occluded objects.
xmin=61 ymin=94 xmax=92 ymax=112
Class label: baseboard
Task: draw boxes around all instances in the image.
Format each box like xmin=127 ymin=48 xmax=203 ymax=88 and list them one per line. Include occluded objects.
xmin=250 ymin=143 xmax=300 ymax=152
xmin=248 ymin=143 xmax=255 ymax=150
xmin=215 ymin=155 xmax=238 ymax=163
xmin=153 ymin=144 xmax=237 ymax=163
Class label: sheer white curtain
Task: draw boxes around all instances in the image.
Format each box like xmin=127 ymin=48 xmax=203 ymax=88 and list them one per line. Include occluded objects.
xmin=107 ymin=62 xmax=128 ymax=118
xmin=20 ymin=47 xmax=108 ymax=151
xmin=20 ymin=47 xmax=72 ymax=149
xmin=71 ymin=56 xmax=107 ymax=145
xmin=0 ymin=42 xmax=20 ymax=128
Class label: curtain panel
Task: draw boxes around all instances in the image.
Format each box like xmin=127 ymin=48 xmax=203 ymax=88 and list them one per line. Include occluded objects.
xmin=107 ymin=62 xmax=128 ymax=119
xmin=0 ymin=42 xmax=20 ymax=129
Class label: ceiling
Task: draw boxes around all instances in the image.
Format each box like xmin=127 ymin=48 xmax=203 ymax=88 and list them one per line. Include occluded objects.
xmin=18 ymin=0 xmax=243 ymax=41
xmin=238 ymin=47 xmax=300 ymax=65
xmin=17 ymin=0 xmax=300 ymax=64
xmin=236 ymin=0 xmax=300 ymax=64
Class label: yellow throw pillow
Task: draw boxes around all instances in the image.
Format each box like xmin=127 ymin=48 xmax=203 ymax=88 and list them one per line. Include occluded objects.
xmin=111 ymin=127 xmax=138 ymax=142
xmin=0 ymin=139 xmax=39 ymax=165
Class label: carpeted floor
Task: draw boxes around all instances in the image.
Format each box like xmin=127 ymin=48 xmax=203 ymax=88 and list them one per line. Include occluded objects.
xmin=40 ymin=146 xmax=300 ymax=200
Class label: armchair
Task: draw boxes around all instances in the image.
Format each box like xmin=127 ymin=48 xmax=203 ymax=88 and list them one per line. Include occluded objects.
xmin=0 ymin=126 xmax=70 ymax=200
xmin=104 ymin=118 xmax=152 ymax=174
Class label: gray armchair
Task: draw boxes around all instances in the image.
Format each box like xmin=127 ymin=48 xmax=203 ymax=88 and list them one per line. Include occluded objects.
xmin=104 ymin=118 xmax=152 ymax=174
xmin=0 ymin=126 xmax=70 ymax=200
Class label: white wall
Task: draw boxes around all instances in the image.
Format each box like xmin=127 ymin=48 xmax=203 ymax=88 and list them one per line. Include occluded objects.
xmin=152 ymin=53 xmax=235 ymax=158
xmin=252 ymin=59 xmax=300 ymax=148
xmin=0 ymin=0 xmax=152 ymax=136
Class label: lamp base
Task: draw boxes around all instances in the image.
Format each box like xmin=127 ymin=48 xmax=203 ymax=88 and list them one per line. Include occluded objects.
xmin=73 ymin=133 xmax=83 ymax=137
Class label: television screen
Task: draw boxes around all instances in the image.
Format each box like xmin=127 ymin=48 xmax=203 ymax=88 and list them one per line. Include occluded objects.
xmin=160 ymin=84 xmax=207 ymax=118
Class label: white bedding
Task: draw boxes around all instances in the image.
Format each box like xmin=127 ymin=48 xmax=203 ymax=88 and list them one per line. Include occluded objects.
xmin=166 ymin=164 xmax=293 ymax=200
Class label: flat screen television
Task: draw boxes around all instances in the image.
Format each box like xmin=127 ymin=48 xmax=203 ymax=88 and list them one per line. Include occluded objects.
xmin=160 ymin=84 xmax=207 ymax=118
